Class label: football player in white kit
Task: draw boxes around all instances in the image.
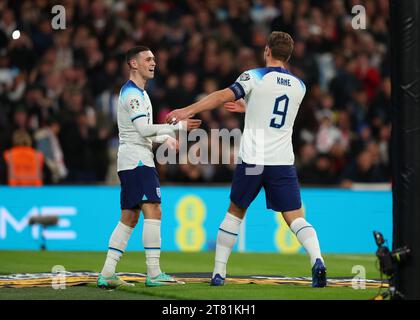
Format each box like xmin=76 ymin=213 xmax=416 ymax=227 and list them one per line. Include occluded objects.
xmin=97 ymin=46 xmax=201 ymax=289
xmin=166 ymin=32 xmax=327 ymax=287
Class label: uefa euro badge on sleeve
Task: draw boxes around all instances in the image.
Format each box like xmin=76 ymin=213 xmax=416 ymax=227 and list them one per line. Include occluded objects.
xmin=156 ymin=188 xmax=161 ymax=198
xmin=240 ymin=72 xmax=250 ymax=81
xmin=129 ymin=99 xmax=141 ymax=111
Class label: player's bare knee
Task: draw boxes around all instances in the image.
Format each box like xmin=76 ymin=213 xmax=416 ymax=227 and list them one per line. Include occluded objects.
xmin=122 ymin=217 xmax=138 ymax=228
xmin=142 ymin=202 xmax=162 ymax=220
xmin=121 ymin=209 xmax=140 ymax=227
xmin=152 ymin=205 xmax=162 ymax=220
xmin=282 ymin=207 xmax=304 ymax=226
xmin=131 ymin=215 xmax=140 ymax=227
xmin=121 ymin=220 xmax=135 ymax=228
xmin=228 ymin=202 xmax=246 ymax=220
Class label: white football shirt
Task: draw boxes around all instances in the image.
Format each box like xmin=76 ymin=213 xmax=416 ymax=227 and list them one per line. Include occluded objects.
xmin=229 ymin=67 xmax=306 ymax=165
xmin=117 ymin=80 xmax=155 ymax=170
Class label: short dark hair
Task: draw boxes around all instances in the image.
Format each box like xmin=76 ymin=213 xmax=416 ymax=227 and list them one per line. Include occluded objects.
xmin=126 ymin=46 xmax=150 ymax=66
xmin=267 ymin=31 xmax=294 ymax=62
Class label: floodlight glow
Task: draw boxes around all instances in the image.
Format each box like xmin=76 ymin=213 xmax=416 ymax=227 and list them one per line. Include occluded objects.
xmin=12 ymin=30 xmax=21 ymax=40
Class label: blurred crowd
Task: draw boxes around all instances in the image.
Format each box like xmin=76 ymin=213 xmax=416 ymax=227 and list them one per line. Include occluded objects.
xmin=0 ymin=0 xmax=391 ymax=187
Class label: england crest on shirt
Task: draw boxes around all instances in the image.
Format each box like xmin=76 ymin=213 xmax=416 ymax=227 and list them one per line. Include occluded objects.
xmin=240 ymin=72 xmax=250 ymax=81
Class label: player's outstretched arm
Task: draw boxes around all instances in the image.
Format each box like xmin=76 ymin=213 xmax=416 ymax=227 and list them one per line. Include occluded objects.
xmin=133 ymin=117 xmax=201 ymax=139
xmin=165 ymin=88 xmax=235 ymax=124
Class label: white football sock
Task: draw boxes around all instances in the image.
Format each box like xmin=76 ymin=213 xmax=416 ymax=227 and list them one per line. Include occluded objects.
xmin=143 ymin=219 xmax=162 ymax=278
xmin=290 ymin=217 xmax=323 ymax=267
xmin=101 ymin=221 xmax=134 ymax=277
xmin=213 ymin=212 xmax=242 ymax=278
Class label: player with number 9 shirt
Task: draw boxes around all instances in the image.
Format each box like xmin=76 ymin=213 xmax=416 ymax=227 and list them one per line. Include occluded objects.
xmin=165 ymin=31 xmax=327 ymax=288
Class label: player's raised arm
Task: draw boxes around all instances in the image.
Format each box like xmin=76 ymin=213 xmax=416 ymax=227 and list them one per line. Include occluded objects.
xmin=165 ymin=88 xmax=236 ymax=125
xmin=165 ymin=68 xmax=257 ymax=124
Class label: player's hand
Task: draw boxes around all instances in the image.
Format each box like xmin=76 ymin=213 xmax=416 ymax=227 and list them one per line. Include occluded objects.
xmin=164 ymin=136 xmax=179 ymax=152
xmin=181 ymin=118 xmax=202 ymax=131
xmin=224 ymin=99 xmax=246 ymax=113
xmin=166 ymin=108 xmax=192 ymax=125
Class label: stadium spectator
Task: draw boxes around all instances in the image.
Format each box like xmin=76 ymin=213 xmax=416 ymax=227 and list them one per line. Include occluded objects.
xmin=296 ymin=142 xmax=317 ymax=182
xmin=2 ymin=129 xmax=45 ymax=186
xmin=172 ymin=153 xmax=205 ymax=184
xmin=315 ymin=154 xmax=339 ymax=185
xmin=340 ymin=148 xmax=388 ymax=187
xmin=315 ymin=110 xmax=341 ymax=154
xmin=34 ymin=117 xmax=67 ymax=183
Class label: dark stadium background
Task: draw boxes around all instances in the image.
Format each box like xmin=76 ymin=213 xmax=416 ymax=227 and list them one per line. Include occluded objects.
xmin=0 ymin=0 xmax=390 ymax=188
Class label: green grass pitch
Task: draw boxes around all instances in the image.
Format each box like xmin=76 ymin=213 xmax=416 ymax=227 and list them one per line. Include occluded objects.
xmin=0 ymin=251 xmax=383 ymax=300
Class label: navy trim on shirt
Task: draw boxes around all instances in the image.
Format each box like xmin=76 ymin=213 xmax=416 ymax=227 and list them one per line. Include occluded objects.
xmin=131 ymin=114 xmax=146 ymax=122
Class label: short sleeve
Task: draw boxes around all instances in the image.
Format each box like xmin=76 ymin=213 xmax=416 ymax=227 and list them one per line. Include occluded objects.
xmin=229 ymin=70 xmax=256 ymax=100
xmin=124 ymin=90 xmax=148 ymax=122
